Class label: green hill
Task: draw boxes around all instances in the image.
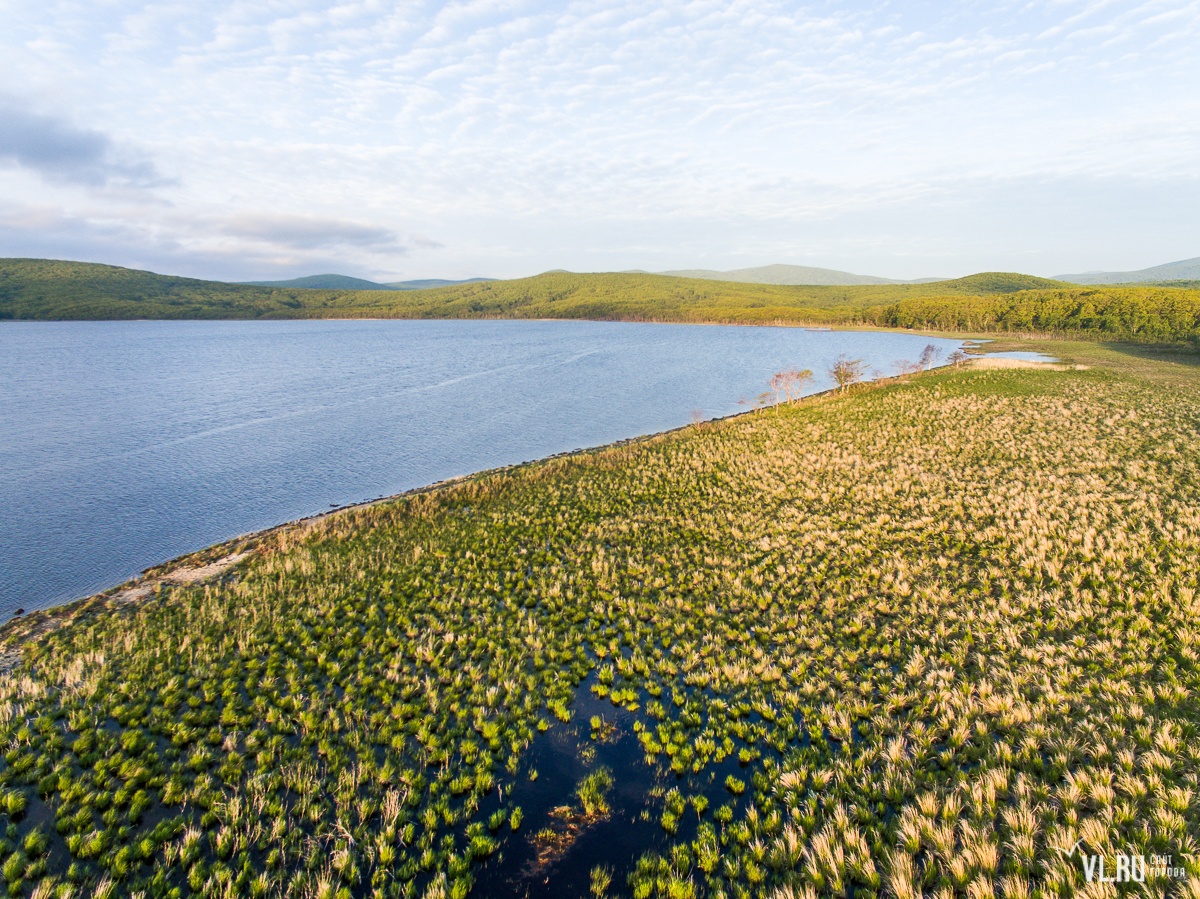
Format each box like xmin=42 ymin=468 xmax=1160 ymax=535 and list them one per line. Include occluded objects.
xmin=879 ymin=284 xmax=1200 ymax=341
xmin=934 ymin=272 xmax=1071 ymax=294
xmin=0 ymin=259 xmax=334 ymax=320
xmin=242 ymin=274 xmax=400 ymax=290
xmin=2 ymin=258 xmax=1197 ymax=343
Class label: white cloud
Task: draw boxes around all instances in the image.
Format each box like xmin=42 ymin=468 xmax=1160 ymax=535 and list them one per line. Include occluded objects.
xmin=0 ymin=95 xmax=166 ymax=188
xmin=219 ymin=214 xmax=404 ymax=251
xmin=1 ymin=0 xmax=1197 ymax=280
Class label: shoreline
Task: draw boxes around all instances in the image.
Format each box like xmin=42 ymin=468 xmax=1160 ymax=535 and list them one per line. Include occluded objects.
xmin=0 ymin=409 xmax=753 ymax=656
xmin=0 ymin=342 xmax=1054 ymax=655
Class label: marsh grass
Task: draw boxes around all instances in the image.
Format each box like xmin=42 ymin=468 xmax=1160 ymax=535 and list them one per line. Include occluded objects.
xmin=1 ymin=353 xmax=1198 ymax=897
xmin=524 ymin=768 xmax=617 ymax=875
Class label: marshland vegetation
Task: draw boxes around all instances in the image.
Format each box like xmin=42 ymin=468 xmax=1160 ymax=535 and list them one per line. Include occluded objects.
xmin=2 ymin=345 xmax=1199 ymax=897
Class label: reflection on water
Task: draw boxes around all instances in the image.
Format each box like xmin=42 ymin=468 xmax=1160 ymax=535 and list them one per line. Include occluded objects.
xmin=469 ymin=670 xmax=755 ymax=898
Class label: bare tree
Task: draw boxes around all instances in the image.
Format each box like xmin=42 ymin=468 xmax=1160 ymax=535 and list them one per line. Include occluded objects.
xmin=947 ymin=350 xmax=968 ymax=368
xmin=768 ymin=372 xmax=788 ymax=412
xmin=919 ymin=344 xmax=943 ymax=372
xmin=829 ymin=355 xmax=865 ymax=392
xmin=690 ymin=409 xmax=705 ymax=428
xmin=787 ymin=368 xmax=814 ymax=403
xmin=769 ymin=367 xmax=817 ymax=410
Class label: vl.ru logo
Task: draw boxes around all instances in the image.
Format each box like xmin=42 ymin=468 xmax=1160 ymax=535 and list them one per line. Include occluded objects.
xmin=1053 ymin=839 xmax=1192 ymax=883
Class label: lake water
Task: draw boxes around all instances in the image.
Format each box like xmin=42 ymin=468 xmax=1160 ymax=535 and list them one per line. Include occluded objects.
xmin=1 ymin=320 xmax=963 ymax=616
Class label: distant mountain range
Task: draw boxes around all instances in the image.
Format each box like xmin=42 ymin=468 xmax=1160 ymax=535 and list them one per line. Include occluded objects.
xmin=227 ymin=255 xmax=1199 ymax=291
xmin=654 ymin=264 xmax=946 ymax=286
xmin=240 ymin=274 xmax=497 ymax=290
xmin=1053 ymin=257 xmax=1200 ymax=285
xmin=245 ymin=265 xmax=946 ymax=290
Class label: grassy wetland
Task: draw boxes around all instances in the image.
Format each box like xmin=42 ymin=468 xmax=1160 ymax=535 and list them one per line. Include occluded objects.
xmin=2 ymin=345 xmax=1200 ymax=898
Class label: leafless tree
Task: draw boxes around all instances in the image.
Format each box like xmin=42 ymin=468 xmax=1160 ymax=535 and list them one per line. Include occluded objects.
xmin=787 ymin=368 xmax=814 ymax=403
xmin=768 ymin=367 xmax=816 ymax=410
xmin=829 ymin=355 xmax=865 ymax=391
xmin=919 ymin=344 xmax=943 ymax=372
xmin=768 ymin=372 xmax=788 ymax=412
xmin=947 ymin=350 xmax=969 ymax=368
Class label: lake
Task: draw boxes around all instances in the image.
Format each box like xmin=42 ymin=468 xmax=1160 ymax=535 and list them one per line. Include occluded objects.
xmin=0 ymin=319 xmax=964 ymax=616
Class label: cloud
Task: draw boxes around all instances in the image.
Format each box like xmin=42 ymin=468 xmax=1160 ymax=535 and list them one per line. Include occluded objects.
xmin=0 ymin=201 xmax=415 ymax=282
xmin=4 ymin=1 xmax=1199 ymax=281
xmin=218 ymin=213 xmax=405 ymax=252
xmin=0 ymin=95 xmax=165 ymax=188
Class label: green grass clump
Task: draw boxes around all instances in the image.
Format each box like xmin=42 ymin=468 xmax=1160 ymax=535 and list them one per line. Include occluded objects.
xmin=576 ymin=768 xmax=615 ymax=818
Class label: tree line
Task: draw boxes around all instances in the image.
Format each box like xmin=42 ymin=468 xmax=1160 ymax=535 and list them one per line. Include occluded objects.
xmin=3 ymin=259 xmax=1198 ymax=345
xmin=875 ymin=287 xmax=1200 ymax=343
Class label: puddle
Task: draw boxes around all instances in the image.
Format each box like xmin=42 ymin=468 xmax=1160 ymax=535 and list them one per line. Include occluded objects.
xmin=464 ymin=654 xmax=881 ymax=898
xmin=469 ymin=671 xmax=751 ymax=898
xmin=980 ymin=350 xmax=1060 ymax=362
xmin=966 ymin=348 xmax=1061 ymax=363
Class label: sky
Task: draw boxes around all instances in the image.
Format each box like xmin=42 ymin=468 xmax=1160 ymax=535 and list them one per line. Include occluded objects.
xmin=2 ymin=1 xmax=1198 ymax=283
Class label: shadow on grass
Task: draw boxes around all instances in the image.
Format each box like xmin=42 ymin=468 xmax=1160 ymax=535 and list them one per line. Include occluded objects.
xmin=1097 ymin=341 xmax=1200 ymax=367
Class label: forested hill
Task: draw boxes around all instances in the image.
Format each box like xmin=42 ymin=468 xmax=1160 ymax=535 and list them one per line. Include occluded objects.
xmin=1 ymin=258 xmax=1198 ymax=343
xmin=0 ymin=259 xmax=334 ymax=320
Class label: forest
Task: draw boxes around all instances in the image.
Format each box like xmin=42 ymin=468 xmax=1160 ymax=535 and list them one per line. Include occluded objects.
xmin=3 ymin=258 xmax=1198 ymax=345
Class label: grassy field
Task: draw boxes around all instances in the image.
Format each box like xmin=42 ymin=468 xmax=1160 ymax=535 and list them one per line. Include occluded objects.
xmin=2 ymin=345 xmax=1198 ymax=898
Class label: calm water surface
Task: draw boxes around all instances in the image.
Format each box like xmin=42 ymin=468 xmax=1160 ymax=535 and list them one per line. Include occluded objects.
xmin=1 ymin=319 xmax=963 ymax=615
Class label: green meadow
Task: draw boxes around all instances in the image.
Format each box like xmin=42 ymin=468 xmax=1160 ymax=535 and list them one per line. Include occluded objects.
xmin=2 ymin=341 xmax=1198 ymax=898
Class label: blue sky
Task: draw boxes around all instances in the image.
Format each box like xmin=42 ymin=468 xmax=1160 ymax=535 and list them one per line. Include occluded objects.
xmin=2 ymin=0 xmax=1198 ymax=282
